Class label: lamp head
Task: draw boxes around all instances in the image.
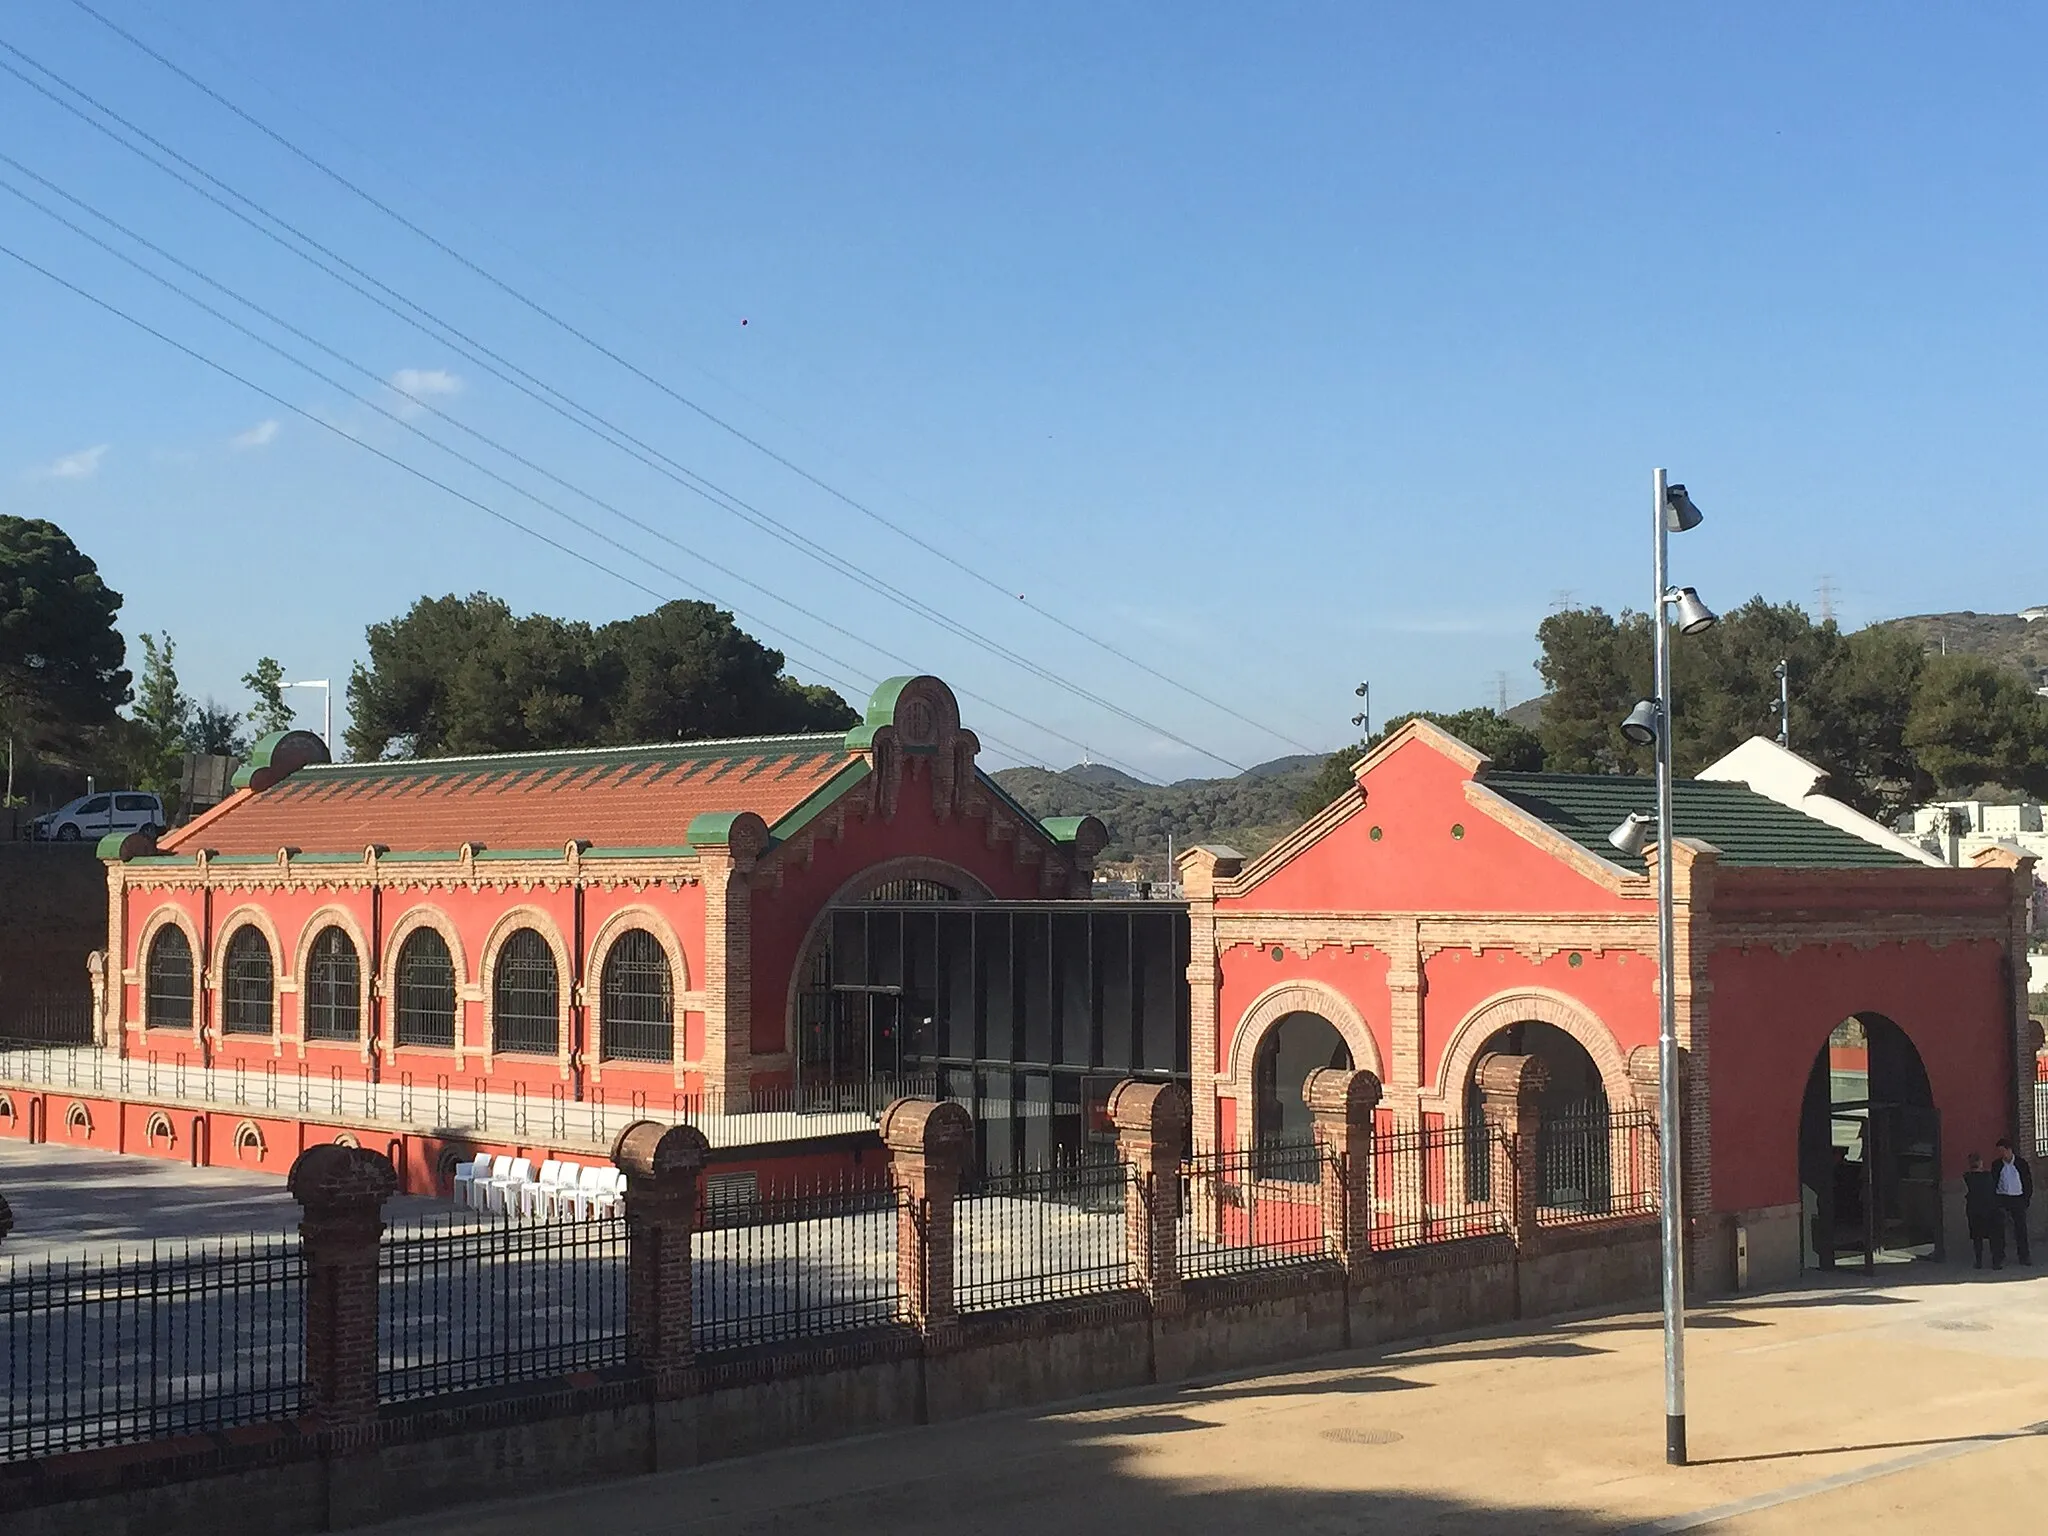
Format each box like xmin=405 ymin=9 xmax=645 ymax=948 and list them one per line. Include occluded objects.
xmin=1664 ymin=482 xmax=1704 ymax=533
xmin=1671 ymin=586 xmax=1719 ymax=635
xmin=1619 ymin=699 xmax=1661 ymax=746
xmin=1608 ymin=811 xmax=1653 ymax=857
xmin=1355 ymin=682 xmax=1369 ymax=697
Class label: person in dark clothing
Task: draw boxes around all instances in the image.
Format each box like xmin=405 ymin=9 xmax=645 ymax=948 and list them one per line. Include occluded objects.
xmin=1994 ymin=1137 xmax=2033 ymax=1266
xmin=1964 ymin=1153 xmax=2004 ymax=1269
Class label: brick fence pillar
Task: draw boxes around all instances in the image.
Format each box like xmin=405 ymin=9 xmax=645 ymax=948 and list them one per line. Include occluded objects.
xmin=288 ymin=1143 xmax=398 ymax=1431
xmin=1476 ymin=1053 xmax=1548 ymax=1248
xmin=880 ymin=1098 xmax=973 ymax=1332
xmin=612 ymin=1119 xmax=710 ymax=1387
xmin=1304 ymin=1066 xmax=1382 ymax=1273
xmin=1109 ymin=1079 xmax=1189 ymax=1313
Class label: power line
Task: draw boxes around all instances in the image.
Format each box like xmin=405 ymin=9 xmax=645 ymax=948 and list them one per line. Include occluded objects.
xmin=0 ymin=210 xmax=1142 ymax=779
xmin=0 ymin=37 xmax=1252 ymax=774
xmin=67 ymin=0 xmax=1318 ymax=756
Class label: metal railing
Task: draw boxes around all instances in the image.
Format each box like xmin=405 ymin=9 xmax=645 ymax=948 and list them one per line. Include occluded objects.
xmin=0 ymin=993 xmax=96 ymax=1048
xmin=692 ymin=1175 xmax=903 ymax=1351
xmin=2 ymin=1235 xmax=303 ymax=1460
xmin=1177 ymin=1142 xmax=1331 ymax=1277
xmin=954 ymin=1156 xmax=1135 ymax=1311
xmin=2036 ymin=1080 xmax=2048 ymax=1158
xmin=1534 ymin=1108 xmax=1660 ymax=1225
xmin=378 ymin=1214 xmax=627 ymax=1402
xmin=1373 ymin=1120 xmax=1513 ymax=1251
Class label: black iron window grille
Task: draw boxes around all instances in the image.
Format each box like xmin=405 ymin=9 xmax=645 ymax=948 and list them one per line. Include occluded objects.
xmin=598 ymin=929 xmax=673 ymax=1062
xmin=220 ymin=927 xmax=274 ymax=1036
xmin=394 ymin=928 xmax=457 ymax=1048
xmin=303 ymin=927 xmax=361 ymax=1042
xmin=492 ymin=928 xmax=559 ymax=1055
xmin=144 ymin=927 xmax=194 ymax=1030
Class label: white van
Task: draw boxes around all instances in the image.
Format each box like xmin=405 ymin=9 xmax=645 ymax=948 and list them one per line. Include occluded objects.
xmin=33 ymin=792 xmax=166 ymax=843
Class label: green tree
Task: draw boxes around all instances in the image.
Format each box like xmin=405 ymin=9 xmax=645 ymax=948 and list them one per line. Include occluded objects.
xmin=187 ymin=700 xmax=250 ymax=759
xmin=1296 ymin=708 xmax=1545 ymax=818
xmin=0 ymin=516 xmax=130 ymax=759
xmin=130 ymin=632 xmax=191 ymax=792
xmin=345 ymin=593 xmax=856 ymax=760
xmin=241 ymin=656 xmax=296 ymax=738
xmin=1904 ymin=654 xmax=2048 ymax=798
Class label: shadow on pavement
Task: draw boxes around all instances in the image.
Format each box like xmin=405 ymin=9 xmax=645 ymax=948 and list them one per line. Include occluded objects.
xmin=1688 ymin=1419 xmax=2048 ymax=1468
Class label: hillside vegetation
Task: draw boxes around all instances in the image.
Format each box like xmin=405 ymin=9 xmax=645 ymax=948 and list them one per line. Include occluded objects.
xmin=992 ymin=756 xmax=1321 ymax=873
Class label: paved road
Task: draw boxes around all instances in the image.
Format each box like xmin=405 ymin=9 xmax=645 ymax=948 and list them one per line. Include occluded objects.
xmin=357 ymin=1267 xmax=2048 ymax=1536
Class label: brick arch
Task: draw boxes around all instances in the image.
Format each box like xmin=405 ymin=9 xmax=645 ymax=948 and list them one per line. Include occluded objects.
xmin=292 ymin=905 xmax=373 ymax=1046
xmin=64 ymin=1100 xmax=92 ymax=1139
xmin=1429 ymin=987 xmax=1632 ymax=1109
xmin=0 ymin=1092 xmax=13 ymax=1130
xmin=382 ymin=902 xmax=470 ymax=1052
xmin=135 ymin=901 xmax=204 ymax=1037
xmin=478 ymin=905 xmax=573 ymax=1070
xmin=1223 ymin=980 xmax=1385 ymax=1136
xmin=779 ymin=857 xmax=996 ymax=1056
xmin=587 ymin=905 xmax=690 ymax=1068
xmin=144 ymin=1110 xmax=176 ymax=1148
xmin=233 ymin=1119 xmax=266 ymax=1163
xmin=210 ymin=904 xmax=287 ymax=1043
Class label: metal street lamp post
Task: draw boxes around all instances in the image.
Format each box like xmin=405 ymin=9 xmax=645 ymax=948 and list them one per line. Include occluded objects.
xmin=1612 ymin=469 xmax=1717 ymax=1467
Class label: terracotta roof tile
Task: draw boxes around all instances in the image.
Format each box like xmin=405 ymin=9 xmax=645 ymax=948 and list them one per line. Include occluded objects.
xmin=157 ymin=733 xmax=855 ymax=857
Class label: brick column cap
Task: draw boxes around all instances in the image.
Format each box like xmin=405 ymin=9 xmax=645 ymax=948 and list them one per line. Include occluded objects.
xmin=612 ymin=1118 xmax=711 ymax=1180
xmin=288 ymin=1144 xmax=398 ymax=1213
xmin=880 ymin=1097 xmax=973 ymax=1159
xmin=1303 ymin=1066 xmax=1383 ymax=1120
xmin=1475 ymin=1050 xmax=1549 ymax=1112
xmin=1107 ymin=1079 xmax=1190 ymax=1140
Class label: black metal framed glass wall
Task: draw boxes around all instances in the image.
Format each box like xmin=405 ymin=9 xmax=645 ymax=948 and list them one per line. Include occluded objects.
xmin=795 ymin=901 xmax=1190 ymax=1174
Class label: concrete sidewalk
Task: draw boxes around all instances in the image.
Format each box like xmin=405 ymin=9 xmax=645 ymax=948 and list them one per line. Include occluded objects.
xmin=358 ymin=1267 xmax=2048 ymax=1535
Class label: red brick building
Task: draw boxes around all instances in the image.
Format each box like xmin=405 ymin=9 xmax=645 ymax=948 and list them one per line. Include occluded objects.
xmin=97 ymin=676 xmax=1115 ymax=1128
xmin=1178 ymin=720 xmax=2037 ymax=1287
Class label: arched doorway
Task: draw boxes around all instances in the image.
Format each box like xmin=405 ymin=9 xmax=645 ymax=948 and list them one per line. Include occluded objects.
xmin=1252 ymin=1011 xmax=1351 ymax=1179
xmin=1464 ymin=1020 xmax=1612 ymax=1209
xmin=1798 ymin=1013 xmax=1941 ymax=1271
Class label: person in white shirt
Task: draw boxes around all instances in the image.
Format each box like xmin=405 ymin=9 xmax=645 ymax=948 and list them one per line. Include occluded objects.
xmin=1994 ymin=1137 xmax=2033 ymax=1267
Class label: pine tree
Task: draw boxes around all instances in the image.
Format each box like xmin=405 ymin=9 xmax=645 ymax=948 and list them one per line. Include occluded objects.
xmin=132 ymin=632 xmax=191 ymax=793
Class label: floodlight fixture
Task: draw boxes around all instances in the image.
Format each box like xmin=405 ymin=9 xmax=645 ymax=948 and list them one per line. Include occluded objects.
xmin=1664 ymin=482 xmax=1704 ymax=532
xmin=1620 ymin=698 xmax=1661 ymax=746
xmin=1670 ymin=587 xmax=1718 ymax=635
xmin=1608 ymin=811 xmax=1653 ymax=857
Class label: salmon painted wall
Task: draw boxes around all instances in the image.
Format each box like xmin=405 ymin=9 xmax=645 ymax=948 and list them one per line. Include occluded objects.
xmin=1708 ymin=938 xmax=2013 ymax=1211
xmin=746 ymin=758 xmax=1080 ymax=1057
xmin=1228 ymin=737 xmax=1632 ymax=916
xmin=1417 ymin=946 xmax=1657 ymax=1094
xmin=1216 ymin=942 xmax=1393 ymax=1077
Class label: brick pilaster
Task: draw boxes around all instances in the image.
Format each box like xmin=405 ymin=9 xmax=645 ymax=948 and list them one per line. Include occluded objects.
xmin=879 ymin=1098 xmax=972 ymax=1332
xmin=1476 ymin=1052 xmax=1547 ymax=1248
xmin=1177 ymin=845 xmax=1240 ymax=1160
xmin=288 ymin=1143 xmax=398 ymax=1431
xmin=692 ymin=813 xmax=768 ymax=1115
xmin=1109 ymin=1079 xmax=1188 ymax=1312
xmin=612 ymin=1119 xmax=710 ymax=1388
xmin=1972 ymin=846 xmax=2040 ymax=1154
xmin=1386 ymin=917 xmax=1424 ymax=1095
xmin=1304 ymin=1066 xmax=1382 ymax=1273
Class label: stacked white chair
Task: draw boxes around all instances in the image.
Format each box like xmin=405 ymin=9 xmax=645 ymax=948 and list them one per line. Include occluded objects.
xmin=523 ymin=1159 xmax=576 ymax=1220
xmin=484 ymin=1156 xmax=534 ymax=1215
xmin=462 ymin=1154 xmax=512 ymax=1211
xmin=451 ymin=1157 xmax=486 ymax=1208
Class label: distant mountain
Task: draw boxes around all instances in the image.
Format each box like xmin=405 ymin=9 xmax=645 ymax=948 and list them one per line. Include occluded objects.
xmin=992 ymin=754 xmax=1327 ymax=875
xmin=1870 ymin=611 xmax=2048 ymax=683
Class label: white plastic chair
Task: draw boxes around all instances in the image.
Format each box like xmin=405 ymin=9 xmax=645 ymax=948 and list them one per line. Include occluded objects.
xmin=460 ymin=1155 xmax=508 ymax=1211
xmin=522 ymin=1159 xmax=568 ymax=1220
xmin=485 ymin=1156 xmax=533 ymax=1216
xmin=451 ymin=1157 xmax=482 ymax=1208
xmin=589 ymin=1167 xmax=625 ymax=1220
xmin=562 ymin=1163 xmax=607 ymax=1220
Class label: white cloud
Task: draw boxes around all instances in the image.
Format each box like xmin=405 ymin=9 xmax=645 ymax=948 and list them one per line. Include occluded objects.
xmin=387 ymin=367 xmax=462 ymax=417
xmin=31 ymin=443 xmax=110 ymax=481
xmin=230 ymin=419 xmax=280 ymax=451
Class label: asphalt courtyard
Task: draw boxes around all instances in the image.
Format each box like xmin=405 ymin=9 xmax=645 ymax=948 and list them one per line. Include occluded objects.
xmin=361 ymin=1265 xmax=2048 ymax=1535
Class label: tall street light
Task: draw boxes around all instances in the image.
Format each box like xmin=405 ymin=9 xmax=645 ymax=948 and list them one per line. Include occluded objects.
xmin=282 ymin=679 xmax=333 ymax=753
xmin=1612 ymin=470 xmax=1717 ymax=1468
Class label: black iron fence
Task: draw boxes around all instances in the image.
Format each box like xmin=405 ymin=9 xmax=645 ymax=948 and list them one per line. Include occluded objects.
xmin=693 ymin=1174 xmax=903 ymax=1351
xmin=1 ymin=1235 xmax=303 ymax=1459
xmin=378 ymin=1214 xmax=627 ymax=1401
xmin=1177 ymin=1142 xmax=1332 ymax=1278
xmin=955 ymin=1156 xmax=1135 ymax=1311
xmin=1534 ymin=1108 xmax=1659 ymax=1224
xmin=1374 ymin=1119 xmax=1513 ymax=1250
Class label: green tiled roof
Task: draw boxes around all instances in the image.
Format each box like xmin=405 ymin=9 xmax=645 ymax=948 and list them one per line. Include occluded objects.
xmin=1484 ymin=772 xmax=1916 ymax=869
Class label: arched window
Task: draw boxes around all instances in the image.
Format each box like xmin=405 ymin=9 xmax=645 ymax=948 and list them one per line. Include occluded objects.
xmin=304 ymin=927 xmax=362 ymax=1042
xmin=492 ymin=928 xmax=559 ymax=1055
xmin=394 ymin=928 xmax=457 ymax=1047
xmin=600 ymin=929 xmax=674 ymax=1062
xmin=145 ymin=926 xmax=194 ymax=1030
xmin=1252 ymin=1011 xmax=1351 ymax=1181
xmin=221 ymin=927 xmax=274 ymax=1035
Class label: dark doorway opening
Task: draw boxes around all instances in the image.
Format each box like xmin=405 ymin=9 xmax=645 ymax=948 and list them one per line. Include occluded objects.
xmin=1463 ymin=1020 xmax=1612 ymax=1208
xmin=1798 ymin=1014 xmax=1942 ymax=1272
xmin=1252 ymin=1012 xmax=1351 ymax=1181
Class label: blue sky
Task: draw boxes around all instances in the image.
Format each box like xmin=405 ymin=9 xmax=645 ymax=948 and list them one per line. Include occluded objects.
xmin=2 ymin=3 xmax=2042 ymax=779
